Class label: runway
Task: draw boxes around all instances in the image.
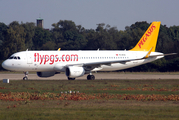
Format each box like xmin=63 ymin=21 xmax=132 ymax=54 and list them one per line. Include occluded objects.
xmin=0 ymin=73 xmax=179 ymax=80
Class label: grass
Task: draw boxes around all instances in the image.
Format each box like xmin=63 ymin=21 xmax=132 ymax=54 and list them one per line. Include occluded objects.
xmin=0 ymin=79 xmax=179 ymax=120
xmin=0 ymin=100 xmax=179 ymax=120
xmin=1 ymin=80 xmax=179 ymax=95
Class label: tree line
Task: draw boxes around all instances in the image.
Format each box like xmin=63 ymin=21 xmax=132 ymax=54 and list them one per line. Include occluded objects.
xmin=0 ymin=20 xmax=179 ymax=71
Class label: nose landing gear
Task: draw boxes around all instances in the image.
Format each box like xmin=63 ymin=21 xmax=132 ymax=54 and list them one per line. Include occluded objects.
xmin=23 ymin=71 xmax=28 ymax=80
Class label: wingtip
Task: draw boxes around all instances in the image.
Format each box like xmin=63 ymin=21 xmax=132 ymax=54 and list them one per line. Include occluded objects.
xmin=58 ymin=48 xmax=61 ymax=51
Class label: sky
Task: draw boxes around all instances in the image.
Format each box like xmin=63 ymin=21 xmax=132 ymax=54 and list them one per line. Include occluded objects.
xmin=0 ymin=0 xmax=179 ymax=30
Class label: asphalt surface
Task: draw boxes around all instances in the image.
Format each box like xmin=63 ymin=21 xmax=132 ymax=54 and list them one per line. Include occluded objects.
xmin=0 ymin=73 xmax=179 ymax=80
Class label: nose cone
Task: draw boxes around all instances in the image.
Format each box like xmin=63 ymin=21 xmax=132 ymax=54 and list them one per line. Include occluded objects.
xmin=2 ymin=60 xmax=7 ymax=69
xmin=2 ymin=60 xmax=11 ymax=70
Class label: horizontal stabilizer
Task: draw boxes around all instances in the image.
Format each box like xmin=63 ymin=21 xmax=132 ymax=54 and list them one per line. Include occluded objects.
xmin=149 ymin=53 xmax=177 ymax=57
xmin=163 ymin=53 xmax=177 ymax=56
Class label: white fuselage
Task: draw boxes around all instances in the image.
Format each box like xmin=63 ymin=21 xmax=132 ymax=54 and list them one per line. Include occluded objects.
xmin=2 ymin=50 xmax=164 ymax=72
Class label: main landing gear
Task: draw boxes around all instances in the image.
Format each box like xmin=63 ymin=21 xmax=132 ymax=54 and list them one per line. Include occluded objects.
xmin=87 ymin=74 xmax=95 ymax=80
xmin=67 ymin=73 xmax=95 ymax=80
xmin=23 ymin=71 xmax=28 ymax=80
xmin=68 ymin=77 xmax=75 ymax=80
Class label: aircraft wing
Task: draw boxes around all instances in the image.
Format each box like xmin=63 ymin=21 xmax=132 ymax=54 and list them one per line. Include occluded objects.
xmin=65 ymin=48 xmax=150 ymax=68
xmin=65 ymin=52 xmax=177 ymax=71
xmin=65 ymin=57 xmax=150 ymax=71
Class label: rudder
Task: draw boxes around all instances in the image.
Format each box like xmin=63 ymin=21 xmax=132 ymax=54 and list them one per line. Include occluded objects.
xmin=130 ymin=21 xmax=161 ymax=52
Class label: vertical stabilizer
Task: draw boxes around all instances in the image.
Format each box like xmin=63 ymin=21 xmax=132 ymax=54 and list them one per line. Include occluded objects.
xmin=130 ymin=21 xmax=161 ymax=52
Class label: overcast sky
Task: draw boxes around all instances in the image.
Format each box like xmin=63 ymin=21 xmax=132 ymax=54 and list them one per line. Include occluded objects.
xmin=0 ymin=0 xmax=178 ymax=30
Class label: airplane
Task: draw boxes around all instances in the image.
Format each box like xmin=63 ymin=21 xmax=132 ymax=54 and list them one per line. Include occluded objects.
xmin=1 ymin=21 xmax=176 ymax=80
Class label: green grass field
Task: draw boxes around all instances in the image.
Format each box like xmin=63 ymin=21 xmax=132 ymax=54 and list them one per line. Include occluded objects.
xmin=0 ymin=79 xmax=179 ymax=120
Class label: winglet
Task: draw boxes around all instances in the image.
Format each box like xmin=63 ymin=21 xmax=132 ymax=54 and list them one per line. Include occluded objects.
xmin=58 ymin=48 xmax=61 ymax=51
xmin=143 ymin=47 xmax=153 ymax=59
xmin=130 ymin=21 xmax=161 ymax=52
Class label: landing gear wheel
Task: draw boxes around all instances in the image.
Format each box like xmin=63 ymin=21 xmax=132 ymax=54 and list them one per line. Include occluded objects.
xmin=87 ymin=75 xmax=95 ymax=80
xmin=91 ymin=75 xmax=95 ymax=80
xmin=23 ymin=71 xmax=28 ymax=80
xmin=23 ymin=77 xmax=28 ymax=80
xmin=68 ymin=77 xmax=75 ymax=80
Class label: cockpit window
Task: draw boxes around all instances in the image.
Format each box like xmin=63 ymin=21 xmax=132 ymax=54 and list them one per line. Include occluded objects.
xmin=8 ymin=56 xmax=21 ymax=60
xmin=9 ymin=56 xmax=14 ymax=59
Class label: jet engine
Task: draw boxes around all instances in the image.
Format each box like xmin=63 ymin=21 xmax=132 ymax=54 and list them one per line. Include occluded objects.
xmin=65 ymin=66 xmax=85 ymax=78
xmin=37 ymin=71 xmax=56 ymax=77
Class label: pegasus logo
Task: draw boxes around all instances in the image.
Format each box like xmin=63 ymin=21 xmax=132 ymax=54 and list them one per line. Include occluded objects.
xmin=138 ymin=24 xmax=156 ymax=48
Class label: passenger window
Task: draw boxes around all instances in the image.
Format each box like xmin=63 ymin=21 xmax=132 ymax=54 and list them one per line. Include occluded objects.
xmin=18 ymin=57 xmax=20 ymax=59
xmin=14 ymin=57 xmax=17 ymax=59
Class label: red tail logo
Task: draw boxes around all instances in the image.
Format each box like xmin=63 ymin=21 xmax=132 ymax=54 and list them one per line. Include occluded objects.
xmin=138 ymin=24 xmax=156 ymax=48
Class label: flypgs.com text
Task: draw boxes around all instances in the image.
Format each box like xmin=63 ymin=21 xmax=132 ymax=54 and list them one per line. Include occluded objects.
xmin=34 ymin=53 xmax=78 ymax=65
xmin=138 ymin=24 xmax=156 ymax=48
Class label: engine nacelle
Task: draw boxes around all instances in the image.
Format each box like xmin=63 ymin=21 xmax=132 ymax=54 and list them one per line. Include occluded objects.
xmin=66 ymin=66 xmax=85 ymax=78
xmin=37 ymin=71 xmax=56 ymax=77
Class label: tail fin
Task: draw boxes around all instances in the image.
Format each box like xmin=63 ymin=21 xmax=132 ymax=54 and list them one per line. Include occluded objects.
xmin=130 ymin=21 xmax=161 ymax=52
